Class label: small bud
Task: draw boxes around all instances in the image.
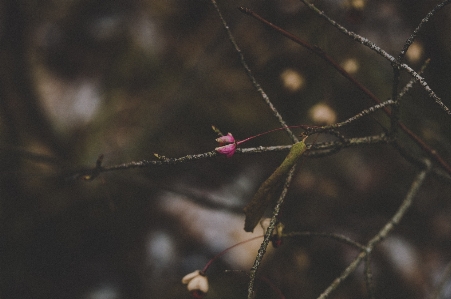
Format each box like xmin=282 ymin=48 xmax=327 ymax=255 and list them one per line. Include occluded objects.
xmin=182 ymin=270 xmax=209 ymax=298
xmin=216 ymin=133 xmax=235 ymax=144
xmin=271 ymin=222 xmax=285 ymax=248
xmin=215 ymin=133 xmax=237 ymax=158
xmin=260 ymin=219 xmax=285 ymax=248
xmin=215 ymin=143 xmax=237 ymax=158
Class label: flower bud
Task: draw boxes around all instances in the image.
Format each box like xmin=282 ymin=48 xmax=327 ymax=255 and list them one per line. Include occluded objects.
xmin=182 ymin=270 xmax=209 ymax=298
xmin=215 ymin=133 xmax=235 ymax=144
xmin=215 ymin=133 xmax=237 ymax=158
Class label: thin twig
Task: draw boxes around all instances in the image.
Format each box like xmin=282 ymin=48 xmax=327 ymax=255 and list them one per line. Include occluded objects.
xmin=300 ymin=0 xmax=451 ymax=116
xmin=238 ymin=6 xmax=382 ymax=112
xmin=398 ymin=0 xmax=451 ymax=61
xmin=66 ymin=151 xmax=219 ymax=180
xmin=65 ymin=134 xmax=393 ymax=180
xmin=283 ymin=230 xmax=378 ymax=297
xmin=364 ymin=254 xmax=375 ymax=299
xmin=389 ymin=68 xmax=401 ymax=137
xmin=239 ymin=6 xmax=451 ymax=176
xmin=323 ymin=100 xmax=396 ymax=130
xmin=283 ymin=231 xmax=365 ymax=250
xmin=398 ymin=58 xmax=431 ymax=99
xmin=316 ymin=159 xmax=431 ymax=299
xmin=248 ymin=166 xmax=297 ymax=299
xmin=210 ymin=0 xmax=298 ymax=144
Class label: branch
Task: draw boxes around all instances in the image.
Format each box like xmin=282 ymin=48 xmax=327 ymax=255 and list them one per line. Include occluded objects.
xmin=398 ymin=0 xmax=451 ymax=61
xmin=316 ymin=159 xmax=431 ymax=299
xmin=239 ymin=6 xmax=451 ymax=177
xmin=283 ymin=231 xmax=365 ymax=250
xmin=65 ymin=134 xmax=392 ymax=181
xmin=300 ymin=0 xmax=451 ymax=116
xmin=210 ymin=0 xmax=298 ymax=144
xmin=247 ymin=166 xmax=297 ymax=299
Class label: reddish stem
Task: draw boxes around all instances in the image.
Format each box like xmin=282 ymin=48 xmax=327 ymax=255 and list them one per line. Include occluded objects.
xmin=202 ymin=235 xmax=263 ymax=273
xmin=237 ymin=125 xmax=312 ymax=145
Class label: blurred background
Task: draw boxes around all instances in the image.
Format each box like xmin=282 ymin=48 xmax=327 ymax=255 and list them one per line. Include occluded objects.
xmin=1 ymin=0 xmax=451 ymax=298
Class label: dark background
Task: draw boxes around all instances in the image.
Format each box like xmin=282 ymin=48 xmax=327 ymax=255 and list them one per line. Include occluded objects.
xmin=1 ymin=0 xmax=451 ymax=298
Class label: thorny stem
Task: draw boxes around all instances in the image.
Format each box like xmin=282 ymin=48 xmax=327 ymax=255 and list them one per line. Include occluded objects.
xmin=316 ymin=159 xmax=431 ymax=299
xmin=210 ymin=0 xmax=298 ymax=144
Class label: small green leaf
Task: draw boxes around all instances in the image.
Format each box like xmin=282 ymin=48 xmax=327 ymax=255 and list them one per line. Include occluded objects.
xmin=243 ymin=141 xmax=307 ymax=232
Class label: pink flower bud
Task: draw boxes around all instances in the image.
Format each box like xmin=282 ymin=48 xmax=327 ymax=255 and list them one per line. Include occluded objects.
xmin=215 ymin=143 xmax=237 ymax=158
xmin=215 ymin=133 xmax=235 ymax=144
xmin=215 ymin=133 xmax=237 ymax=158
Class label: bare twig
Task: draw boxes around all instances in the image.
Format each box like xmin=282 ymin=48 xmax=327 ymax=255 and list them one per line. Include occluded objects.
xmin=65 ymin=134 xmax=393 ymax=180
xmin=284 ymin=230 xmax=377 ymax=298
xmin=239 ymin=6 xmax=451 ymax=177
xmin=398 ymin=58 xmax=431 ymax=99
xmin=210 ymin=0 xmax=298 ymax=143
xmin=364 ymin=254 xmax=376 ymax=299
xmin=316 ymin=159 xmax=431 ymax=299
xmin=398 ymin=0 xmax=451 ymax=61
xmin=66 ymin=150 xmax=219 ymax=180
xmin=391 ymin=0 xmax=443 ymax=134
xmin=300 ymin=0 xmax=451 ymax=116
xmin=323 ymin=100 xmax=396 ymax=130
xmin=283 ymin=231 xmax=365 ymax=250
xmin=248 ymin=166 xmax=297 ymax=299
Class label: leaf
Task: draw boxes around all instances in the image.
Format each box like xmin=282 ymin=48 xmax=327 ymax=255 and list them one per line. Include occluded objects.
xmin=243 ymin=141 xmax=307 ymax=232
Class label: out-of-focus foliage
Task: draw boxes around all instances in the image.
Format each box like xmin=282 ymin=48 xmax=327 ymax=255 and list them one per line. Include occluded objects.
xmin=1 ymin=0 xmax=451 ymax=298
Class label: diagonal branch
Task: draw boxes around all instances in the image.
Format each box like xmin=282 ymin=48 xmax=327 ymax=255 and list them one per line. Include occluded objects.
xmin=247 ymin=165 xmax=297 ymax=299
xmin=210 ymin=0 xmax=298 ymax=144
xmin=300 ymin=0 xmax=451 ymax=116
xmin=239 ymin=6 xmax=451 ymax=176
xmin=398 ymin=0 xmax=451 ymax=61
xmin=316 ymin=159 xmax=431 ymax=299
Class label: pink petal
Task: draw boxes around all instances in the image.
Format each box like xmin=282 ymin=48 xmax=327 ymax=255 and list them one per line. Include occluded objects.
xmin=215 ymin=133 xmax=235 ymax=144
xmin=215 ymin=143 xmax=236 ymax=158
